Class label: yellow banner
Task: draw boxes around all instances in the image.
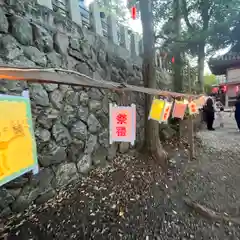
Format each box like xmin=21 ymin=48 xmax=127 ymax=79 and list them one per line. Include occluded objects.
xmin=0 ymin=95 xmax=37 ymax=186
xmin=148 ymin=98 xmax=165 ymax=122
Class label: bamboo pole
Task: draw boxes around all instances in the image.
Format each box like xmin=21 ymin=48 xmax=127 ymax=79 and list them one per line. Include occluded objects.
xmin=0 ymin=65 xmax=203 ymax=99
xmin=188 ymin=62 xmax=195 ymax=160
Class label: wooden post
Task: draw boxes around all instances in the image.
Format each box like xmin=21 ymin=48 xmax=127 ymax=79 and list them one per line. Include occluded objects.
xmin=188 ymin=63 xmax=195 ymax=160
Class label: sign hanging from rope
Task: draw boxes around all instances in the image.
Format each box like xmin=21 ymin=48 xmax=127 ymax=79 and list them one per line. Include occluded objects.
xmin=0 ymin=93 xmax=38 ymax=187
xmin=109 ymin=103 xmax=136 ymax=145
xmin=148 ymin=98 xmax=165 ymax=122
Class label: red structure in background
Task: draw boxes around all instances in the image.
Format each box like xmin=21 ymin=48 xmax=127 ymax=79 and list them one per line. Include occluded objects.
xmin=131 ymin=6 xmax=136 ymax=19
xmin=211 ymin=84 xmax=239 ymax=94
xmin=211 ymin=84 xmax=240 ymax=107
xmin=211 ymin=84 xmax=227 ymax=94
xmin=211 ymin=87 xmax=219 ymax=94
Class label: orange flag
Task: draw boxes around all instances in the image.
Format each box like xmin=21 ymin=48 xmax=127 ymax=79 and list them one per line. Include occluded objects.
xmin=188 ymin=101 xmax=198 ymax=115
xmin=162 ymin=102 xmax=173 ymax=122
xmin=172 ymin=100 xmax=187 ymax=119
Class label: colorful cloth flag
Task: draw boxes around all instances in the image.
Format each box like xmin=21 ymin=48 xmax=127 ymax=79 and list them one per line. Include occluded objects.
xmin=194 ymin=96 xmax=206 ymax=108
xmin=109 ymin=103 xmax=136 ymax=145
xmin=188 ymin=101 xmax=198 ymax=115
xmin=148 ymin=98 xmax=165 ymax=122
xmin=172 ymin=100 xmax=187 ymax=119
xmin=162 ymin=101 xmax=173 ymax=122
xmin=0 ymin=94 xmax=38 ymax=187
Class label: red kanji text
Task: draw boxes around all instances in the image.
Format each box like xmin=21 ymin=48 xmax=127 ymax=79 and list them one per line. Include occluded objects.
xmin=116 ymin=113 xmax=127 ymax=124
xmin=116 ymin=126 xmax=127 ymax=136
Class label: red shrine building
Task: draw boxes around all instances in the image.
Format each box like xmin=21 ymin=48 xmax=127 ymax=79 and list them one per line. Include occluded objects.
xmin=208 ymin=51 xmax=240 ymax=107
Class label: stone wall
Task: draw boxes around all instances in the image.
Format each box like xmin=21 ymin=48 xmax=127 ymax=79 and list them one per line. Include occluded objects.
xmin=0 ymin=1 xmax=170 ymax=216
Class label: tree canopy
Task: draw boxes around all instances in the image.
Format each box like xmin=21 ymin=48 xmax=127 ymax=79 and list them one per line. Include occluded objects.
xmin=153 ymin=0 xmax=240 ymax=92
xmin=204 ymin=74 xmax=217 ymax=85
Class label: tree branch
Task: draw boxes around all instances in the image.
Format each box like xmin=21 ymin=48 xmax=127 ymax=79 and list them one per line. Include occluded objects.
xmin=155 ymin=12 xmax=240 ymax=47
xmin=181 ymin=0 xmax=194 ymax=30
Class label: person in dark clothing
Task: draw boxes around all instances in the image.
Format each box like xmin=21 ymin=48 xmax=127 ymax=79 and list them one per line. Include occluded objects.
xmin=234 ymin=95 xmax=240 ymax=131
xmin=204 ymin=97 xmax=215 ymax=131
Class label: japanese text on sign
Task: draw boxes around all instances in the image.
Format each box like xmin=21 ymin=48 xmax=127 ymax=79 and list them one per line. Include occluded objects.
xmin=0 ymin=95 xmax=38 ymax=187
xmin=162 ymin=102 xmax=173 ymax=122
xmin=109 ymin=104 xmax=136 ymax=145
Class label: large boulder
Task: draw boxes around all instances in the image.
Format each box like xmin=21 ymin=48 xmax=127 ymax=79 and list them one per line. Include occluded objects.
xmin=29 ymin=83 xmax=50 ymax=106
xmin=12 ymin=169 xmax=54 ymax=212
xmin=23 ymin=46 xmax=47 ymax=66
xmin=77 ymin=105 xmax=89 ymax=122
xmin=88 ymin=99 xmax=102 ymax=112
xmin=0 ymin=35 xmax=23 ymax=60
xmin=67 ymin=139 xmax=85 ymax=162
xmin=92 ymin=146 xmax=107 ymax=166
xmin=10 ymin=16 xmax=33 ymax=45
xmin=53 ymin=162 xmax=79 ymax=187
xmin=159 ymin=124 xmax=177 ymax=140
xmin=0 ymin=189 xmax=15 ymax=211
xmin=98 ymin=129 xmax=109 ymax=148
xmin=75 ymin=62 xmax=93 ymax=77
xmin=87 ymin=114 xmax=102 ymax=133
xmin=0 ymin=8 xmax=8 ymax=33
xmin=61 ymin=105 xmax=77 ymax=127
xmin=52 ymin=122 xmax=72 ymax=147
xmin=47 ymin=51 xmax=62 ymax=67
xmin=79 ymin=92 xmax=89 ymax=107
xmin=84 ymin=134 xmax=98 ymax=154
xmin=39 ymin=140 xmax=67 ymax=167
xmin=64 ymin=90 xmax=79 ymax=106
xmin=77 ymin=155 xmax=92 ymax=174
xmin=43 ymin=83 xmax=58 ymax=92
xmin=35 ymin=127 xmax=51 ymax=143
xmin=32 ymin=24 xmax=53 ymax=52
xmin=70 ymin=121 xmax=88 ymax=141
xmin=49 ymin=89 xmax=64 ymax=109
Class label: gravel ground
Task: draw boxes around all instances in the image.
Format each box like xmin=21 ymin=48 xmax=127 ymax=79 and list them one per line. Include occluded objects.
xmin=1 ymin=113 xmax=240 ymax=240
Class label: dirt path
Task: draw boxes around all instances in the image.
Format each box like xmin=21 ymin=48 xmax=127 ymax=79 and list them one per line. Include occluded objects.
xmin=188 ymin=113 xmax=240 ymax=215
xmin=2 ymin=113 xmax=240 ymax=239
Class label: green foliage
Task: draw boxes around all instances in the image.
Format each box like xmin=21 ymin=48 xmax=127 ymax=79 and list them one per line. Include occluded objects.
xmin=154 ymin=0 xmax=240 ymax=56
xmin=153 ymin=0 xmax=240 ymax=93
xmin=204 ymin=74 xmax=217 ymax=93
xmin=204 ymin=74 xmax=217 ymax=85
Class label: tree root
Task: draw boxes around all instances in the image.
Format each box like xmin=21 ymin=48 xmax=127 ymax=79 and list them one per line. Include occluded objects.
xmin=184 ymin=198 xmax=240 ymax=225
xmin=140 ymin=144 xmax=168 ymax=172
xmin=151 ymin=147 xmax=168 ymax=172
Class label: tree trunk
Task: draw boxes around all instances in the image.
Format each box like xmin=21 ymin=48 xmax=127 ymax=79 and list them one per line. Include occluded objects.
xmin=197 ymin=42 xmax=205 ymax=93
xmin=173 ymin=0 xmax=183 ymax=92
xmin=139 ymin=0 xmax=168 ymax=170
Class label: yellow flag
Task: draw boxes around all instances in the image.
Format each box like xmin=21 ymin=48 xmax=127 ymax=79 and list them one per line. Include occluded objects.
xmin=0 ymin=95 xmax=38 ymax=186
xmin=148 ymin=99 xmax=165 ymax=122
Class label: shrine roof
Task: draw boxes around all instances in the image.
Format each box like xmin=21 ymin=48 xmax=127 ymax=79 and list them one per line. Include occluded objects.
xmin=208 ymin=51 xmax=240 ymax=75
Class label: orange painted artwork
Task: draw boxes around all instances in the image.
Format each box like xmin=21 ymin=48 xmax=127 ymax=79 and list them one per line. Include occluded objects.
xmin=188 ymin=101 xmax=199 ymax=115
xmin=0 ymin=95 xmax=38 ymax=186
xmin=162 ymin=102 xmax=173 ymax=122
xmin=172 ymin=100 xmax=187 ymax=119
xmin=109 ymin=104 xmax=136 ymax=145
